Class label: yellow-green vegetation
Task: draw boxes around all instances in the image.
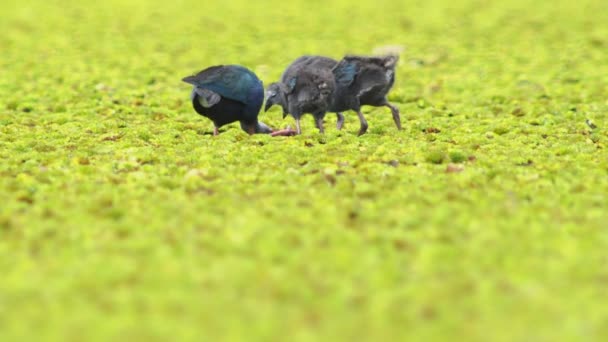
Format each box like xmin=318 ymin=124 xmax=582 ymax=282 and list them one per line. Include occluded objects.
xmin=1 ymin=0 xmax=607 ymax=340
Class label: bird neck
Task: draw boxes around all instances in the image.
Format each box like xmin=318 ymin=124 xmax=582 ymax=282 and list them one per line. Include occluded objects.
xmin=240 ymin=121 xmax=271 ymax=134
xmin=245 ymin=80 xmax=264 ymax=115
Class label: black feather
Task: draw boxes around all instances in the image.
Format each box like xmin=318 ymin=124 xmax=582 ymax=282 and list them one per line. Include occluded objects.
xmin=265 ymin=56 xmax=342 ymax=134
xmin=330 ymin=54 xmax=401 ymax=135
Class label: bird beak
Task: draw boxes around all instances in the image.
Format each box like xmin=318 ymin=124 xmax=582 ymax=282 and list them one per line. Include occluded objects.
xmin=256 ymin=121 xmax=273 ymax=134
xmin=264 ymin=100 xmax=273 ymax=112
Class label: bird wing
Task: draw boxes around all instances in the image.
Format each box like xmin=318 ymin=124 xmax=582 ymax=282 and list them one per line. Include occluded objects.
xmin=332 ymin=58 xmax=359 ymax=88
xmin=182 ymin=65 xmax=257 ymax=104
xmin=296 ymin=87 xmax=313 ymax=103
xmin=286 ymin=76 xmax=297 ymax=94
xmin=333 ymin=55 xmax=398 ymax=90
xmin=355 ymin=67 xmax=394 ymax=97
xmin=290 ymin=68 xmax=335 ymax=110
xmin=282 ymin=55 xmax=338 ymax=93
xmin=337 ymin=55 xmax=398 ymax=97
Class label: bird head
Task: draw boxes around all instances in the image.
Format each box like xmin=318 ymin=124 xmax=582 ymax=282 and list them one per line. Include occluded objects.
xmin=264 ymin=82 xmax=288 ymax=117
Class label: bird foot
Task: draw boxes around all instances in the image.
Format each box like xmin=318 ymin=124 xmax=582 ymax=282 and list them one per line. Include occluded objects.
xmin=357 ymin=125 xmax=368 ymax=136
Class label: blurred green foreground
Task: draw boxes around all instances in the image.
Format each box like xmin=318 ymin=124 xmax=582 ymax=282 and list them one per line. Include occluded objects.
xmin=1 ymin=0 xmax=607 ymax=340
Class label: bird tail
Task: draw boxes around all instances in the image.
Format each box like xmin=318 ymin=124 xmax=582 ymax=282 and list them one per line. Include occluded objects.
xmin=340 ymin=54 xmax=399 ymax=69
xmin=182 ymin=75 xmax=198 ymax=85
xmin=382 ymin=55 xmax=399 ymax=69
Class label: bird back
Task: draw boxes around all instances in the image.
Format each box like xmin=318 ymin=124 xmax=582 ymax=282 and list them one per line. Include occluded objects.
xmin=280 ymin=56 xmax=338 ymax=84
xmin=182 ymin=65 xmax=262 ymax=106
xmin=333 ymin=55 xmax=398 ymax=88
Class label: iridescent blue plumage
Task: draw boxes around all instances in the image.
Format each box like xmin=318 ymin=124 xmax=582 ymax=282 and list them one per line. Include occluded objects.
xmin=333 ymin=60 xmax=358 ymax=88
xmin=182 ymin=65 xmax=270 ymax=135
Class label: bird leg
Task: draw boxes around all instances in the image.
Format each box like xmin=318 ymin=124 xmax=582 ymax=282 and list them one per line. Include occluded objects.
xmin=213 ymin=126 xmax=219 ymax=136
xmin=386 ymin=102 xmax=401 ymax=130
xmin=315 ymin=116 xmax=325 ymax=134
xmin=336 ymin=112 xmax=345 ymax=130
xmin=295 ymin=118 xmax=302 ymax=135
xmin=356 ymin=110 xmax=368 ymax=136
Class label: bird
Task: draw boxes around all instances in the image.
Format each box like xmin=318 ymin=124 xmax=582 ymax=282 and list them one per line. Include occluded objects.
xmin=182 ymin=65 xmax=273 ymax=135
xmin=331 ymin=54 xmax=401 ymax=136
xmin=265 ymin=56 xmax=345 ymax=134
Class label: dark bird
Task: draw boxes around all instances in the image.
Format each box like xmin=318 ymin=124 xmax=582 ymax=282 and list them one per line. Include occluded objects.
xmin=265 ymin=56 xmax=345 ymax=134
xmin=182 ymin=65 xmax=272 ymax=135
xmin=331 ymin=54 xmax=401 ymax=136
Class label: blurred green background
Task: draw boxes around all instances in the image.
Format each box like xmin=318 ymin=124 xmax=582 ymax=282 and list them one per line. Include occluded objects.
xmin=1 ymin=0 xmax=607 ymax=341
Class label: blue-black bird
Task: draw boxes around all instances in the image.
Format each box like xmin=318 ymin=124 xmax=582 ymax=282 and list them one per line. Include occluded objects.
xmin=331 ymin=55 xmax=401 ymax=136
xmin=182 ymin=65 xmax=272 ymax=135
xmin=265 ymin=56 xmax=345 ymax=134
